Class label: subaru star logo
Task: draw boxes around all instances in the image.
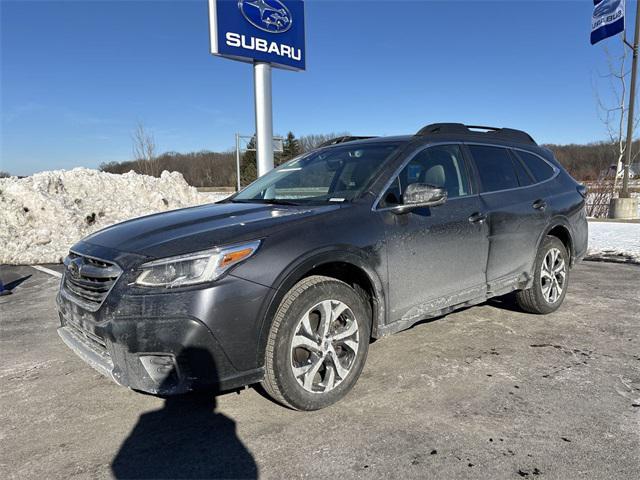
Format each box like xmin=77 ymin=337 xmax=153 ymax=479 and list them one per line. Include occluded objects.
xmin=68 ymin=258 xmax=82 ymax=278
xmin=594 ymin=0 xmax=622 ymax=18
xmin=238 ymin=0 xmax=292 ymax=34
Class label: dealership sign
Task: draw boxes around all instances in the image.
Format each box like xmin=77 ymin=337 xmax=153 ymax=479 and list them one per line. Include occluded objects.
xmin=209 ymin=0 xmax=306 ymax=71
xmin=591 ymin=0 xmax=625 ymax=45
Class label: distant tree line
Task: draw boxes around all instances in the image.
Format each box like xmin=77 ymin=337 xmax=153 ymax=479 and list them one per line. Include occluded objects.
xmin=544 ymin=140 xmax=639 ymax=181
xmin=98 ymin=131 xmax=638 ymax=187
xmin=100 ymin=131 xmax=348 ymax=187
xmin=100 ymin=150 xmax=238 ymax=187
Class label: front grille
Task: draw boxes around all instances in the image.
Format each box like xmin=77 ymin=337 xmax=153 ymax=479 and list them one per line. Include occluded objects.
xmin=62 ymin=252 xmax=121 ymax=311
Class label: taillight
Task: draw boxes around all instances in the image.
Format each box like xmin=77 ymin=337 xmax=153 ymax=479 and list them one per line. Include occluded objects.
xmin=577 ymin=184 xmax=588 ymax=198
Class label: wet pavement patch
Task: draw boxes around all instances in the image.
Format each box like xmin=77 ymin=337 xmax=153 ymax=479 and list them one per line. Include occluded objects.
xmin=517 ymin=467 xmax=542 ymax=477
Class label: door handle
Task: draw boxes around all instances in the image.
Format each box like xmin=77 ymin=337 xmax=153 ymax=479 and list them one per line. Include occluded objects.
xmin=533 ymin=199 xmax=547 ymax=211
xmin=468 ymin=212 xmax=487 ymax=224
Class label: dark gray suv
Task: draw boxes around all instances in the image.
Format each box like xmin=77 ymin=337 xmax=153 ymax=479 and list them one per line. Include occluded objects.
xmin=57 ymin=123 xmax=588 ymax=410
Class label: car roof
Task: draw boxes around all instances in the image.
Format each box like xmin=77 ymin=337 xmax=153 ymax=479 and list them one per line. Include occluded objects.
xmin=317 ymin=124 xmax=548 ymax=156
xmin=316 ymin=135 xmax=412 ymax=147
xmin=319 ymin=133 xmax=544 ymax=152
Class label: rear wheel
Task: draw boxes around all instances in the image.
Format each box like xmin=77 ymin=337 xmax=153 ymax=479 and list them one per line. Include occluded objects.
xmin=516 ymin=236 xmax=569 ymax=314
xmin=262 ymin=276 xmax=370 ymax=410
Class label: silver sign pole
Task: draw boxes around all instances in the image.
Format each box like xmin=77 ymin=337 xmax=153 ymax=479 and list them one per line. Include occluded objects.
xmin=235 ymin=132 xmax=241 ymax=191
xmin=254 ymin=61 xmax=274 ymax=177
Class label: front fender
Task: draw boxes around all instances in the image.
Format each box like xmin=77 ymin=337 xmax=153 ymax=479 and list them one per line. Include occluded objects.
xmin=252 ymin=246 xmax=387 ymax=367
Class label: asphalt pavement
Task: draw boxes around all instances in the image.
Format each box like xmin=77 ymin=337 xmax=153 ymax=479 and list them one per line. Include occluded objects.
xmin=0 ymin=261 xmax=638 ymax=479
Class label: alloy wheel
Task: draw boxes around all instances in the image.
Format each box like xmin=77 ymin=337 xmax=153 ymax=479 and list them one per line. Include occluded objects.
xmin=290 ymin=299 xmax=359 ymax=393
xmin=540 ymin=247 xmax=566 ymax=304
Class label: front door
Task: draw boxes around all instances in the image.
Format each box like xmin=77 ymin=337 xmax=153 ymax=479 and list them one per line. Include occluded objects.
xmin=377 ymin=144 xmax=489 ymax=323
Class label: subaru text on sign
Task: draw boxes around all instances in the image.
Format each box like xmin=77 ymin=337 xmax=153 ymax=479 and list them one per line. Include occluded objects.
xmin=209 ymin=0 xmax=306 ymax=70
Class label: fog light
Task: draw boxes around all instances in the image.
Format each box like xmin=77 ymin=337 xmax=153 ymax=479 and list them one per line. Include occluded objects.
xmin=139 ymin=354 xmax=178 ymax=384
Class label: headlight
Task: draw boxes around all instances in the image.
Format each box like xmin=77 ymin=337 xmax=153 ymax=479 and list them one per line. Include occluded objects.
xmin=134 ymin=241 xmax=260 ymax=288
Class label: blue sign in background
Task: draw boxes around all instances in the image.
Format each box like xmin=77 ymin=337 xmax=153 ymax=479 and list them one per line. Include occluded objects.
xmin=210 ymin=0 xmax=306 ymax=71
xmin=590 ymin=0 xmax=625 ymax=45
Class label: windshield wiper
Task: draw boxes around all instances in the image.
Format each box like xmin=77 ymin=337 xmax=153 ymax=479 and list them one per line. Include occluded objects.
xmin=231 ymin=198 xmax=300 ymax=206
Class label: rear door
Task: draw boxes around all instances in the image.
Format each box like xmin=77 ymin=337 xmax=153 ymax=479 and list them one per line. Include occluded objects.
xmin=466 ymin=144 xmax=552 ymax=291
xmin=377 ymin=143 xmax=489 ymax=323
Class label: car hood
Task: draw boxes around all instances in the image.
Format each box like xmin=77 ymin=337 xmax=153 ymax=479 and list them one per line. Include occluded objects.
xmin=82 ymin=202 xmax=340 ymax=259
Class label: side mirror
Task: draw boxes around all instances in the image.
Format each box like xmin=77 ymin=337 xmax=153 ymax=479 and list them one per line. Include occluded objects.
xmin=391 ymin=183 xmax=447 ymax=214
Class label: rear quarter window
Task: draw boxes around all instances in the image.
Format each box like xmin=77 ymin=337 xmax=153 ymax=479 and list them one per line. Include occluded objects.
xmin=516 ymin=151 xmax=555 ymax=183
xmin=510 ymin=152 xmax=534 ymax=187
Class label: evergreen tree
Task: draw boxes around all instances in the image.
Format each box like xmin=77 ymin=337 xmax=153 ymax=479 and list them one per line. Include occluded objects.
xmin=239 ymin=132 xmax=301 ymax=186
xmin=240 ymin=136 xmax=257 ymax=186
xmin=282 ymin=131 xmax=301 ymax=162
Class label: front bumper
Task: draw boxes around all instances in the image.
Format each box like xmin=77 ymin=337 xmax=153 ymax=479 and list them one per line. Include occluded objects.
xmin=57 ymin=307 xmax=264 ymax=395
xmin=56 ymin=244 xmax=272 ymax=395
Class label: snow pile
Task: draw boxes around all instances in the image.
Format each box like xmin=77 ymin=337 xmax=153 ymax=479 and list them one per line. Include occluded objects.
xmin=587 ymin=221 xmax=640 ymax=264
xmin=3 ymin=170 xmax=638 ymax=266
xmin=0 ymin=168 xmax=229 ymax=264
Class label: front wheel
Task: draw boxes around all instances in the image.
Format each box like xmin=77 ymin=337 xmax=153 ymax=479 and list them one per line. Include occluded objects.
xmin=516 ymin=236 xmax=569 ymax=314
xmin=262 ymin=276 xmax=370 ymax=410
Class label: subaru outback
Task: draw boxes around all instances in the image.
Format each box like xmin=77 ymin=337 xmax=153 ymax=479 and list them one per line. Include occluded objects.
xmin=57 ymin=123 xmax=588 ymax=410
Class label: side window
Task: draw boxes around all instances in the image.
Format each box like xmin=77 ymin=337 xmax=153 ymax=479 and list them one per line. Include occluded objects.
xmin=516 ymin=151 xmax=555 ymax=183
xmin=468 ymin=145 xmax=519 ymax=192
xmin=510 ymin=152 xmax=534 ymax=187
xmin=380 ymin=144 xmax=470 ymax=207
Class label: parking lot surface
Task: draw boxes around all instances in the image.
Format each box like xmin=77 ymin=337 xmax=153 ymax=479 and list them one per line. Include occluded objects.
xmin=1 ymin=261 xmax=639 ymax=479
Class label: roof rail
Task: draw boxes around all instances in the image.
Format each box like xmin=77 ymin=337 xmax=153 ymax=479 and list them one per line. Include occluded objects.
xmin=415 ymin=123 xmax=537 ymax=145
xmin=316 ymin=136 xmax=378 ymax=148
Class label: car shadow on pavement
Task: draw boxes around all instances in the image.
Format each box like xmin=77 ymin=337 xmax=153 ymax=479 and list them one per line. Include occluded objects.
xmin=111 ymin=350 xmax=258 ymax=479
xmin=0 ymin=274 xmax=32 ymax=295
xmin=486 ymin=292 xmax=525 ymax=313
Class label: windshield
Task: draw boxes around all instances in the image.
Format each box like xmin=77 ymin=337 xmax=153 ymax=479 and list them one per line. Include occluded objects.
xmin=233 ymin=142 xmax=401 ymax=205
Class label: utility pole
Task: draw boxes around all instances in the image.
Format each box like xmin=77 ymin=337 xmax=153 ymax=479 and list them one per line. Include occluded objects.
xmin=621 ymin=0 xmax=640 ymax=198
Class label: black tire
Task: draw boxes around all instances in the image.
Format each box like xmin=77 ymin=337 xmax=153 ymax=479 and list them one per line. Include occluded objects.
xmin=516 ymin=236 xmax=570 ymax=314
xmin=262 ymin=275 xmax=370 ymax=410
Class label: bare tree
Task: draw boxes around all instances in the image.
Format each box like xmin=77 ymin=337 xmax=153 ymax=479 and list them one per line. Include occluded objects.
xmin=298 ymin=132 xmax=350 ymax=152
xmin=584 ymin=178 xmax=615 ymax=218
xmin=131 ymin=122 xmax=159 ymax=176
xmin=594 ymin=45 xmax=640 ymax=194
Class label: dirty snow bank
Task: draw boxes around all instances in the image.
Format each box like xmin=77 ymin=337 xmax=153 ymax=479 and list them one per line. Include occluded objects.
xmin=586 ymin=221 xmax=640 ymax=264
xmin=0 ymin=168 xmax=229 ymax=264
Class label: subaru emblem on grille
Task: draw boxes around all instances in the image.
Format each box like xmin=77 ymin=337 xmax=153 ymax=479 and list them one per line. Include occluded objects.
xmin=62 ymin=253 xmax=121 ymax=312
xmin=68 ymin=258 xmax=82 ymax=278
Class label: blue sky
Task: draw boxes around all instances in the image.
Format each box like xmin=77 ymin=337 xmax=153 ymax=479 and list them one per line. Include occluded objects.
xmin=1 ymin=0 xmax=636 ymax=176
